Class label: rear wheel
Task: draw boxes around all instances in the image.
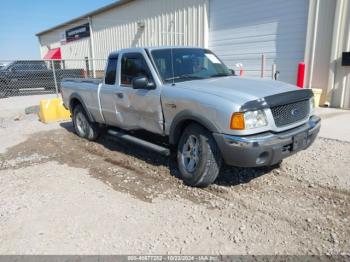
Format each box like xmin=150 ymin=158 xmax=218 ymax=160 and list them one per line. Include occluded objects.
xmin=72 ymin=104 xmax=100 ymax=141
xmin=177 ymin=123 xmax=222 ymax=187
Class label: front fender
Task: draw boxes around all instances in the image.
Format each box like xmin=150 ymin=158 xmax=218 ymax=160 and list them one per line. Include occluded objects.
xmin=169 ymin=110 xmax=220 ymax=145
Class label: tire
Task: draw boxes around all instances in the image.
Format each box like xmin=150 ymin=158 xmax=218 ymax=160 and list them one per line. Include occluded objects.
xmin=72 ymin=104 xmax=100 ymax=141
xmin=177 ymin=123 xmax=222 ymax=187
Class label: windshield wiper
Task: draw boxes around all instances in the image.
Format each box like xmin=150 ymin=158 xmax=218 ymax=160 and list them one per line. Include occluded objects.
xmin=165 ymin=75 xmax=205 ymax=82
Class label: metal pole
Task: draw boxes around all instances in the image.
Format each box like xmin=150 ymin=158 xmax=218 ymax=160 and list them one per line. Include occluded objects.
xmin=261 ymin=53 xmax=265 ymax=78
xmin=51 ymin=60 xmax=59 ymax=97
xmin=88 ymin=17 xmax=96 ymax=78
xmin=307 ymin=0 xmax=320 ymax=89
xmin=272 ymin=63 xmax=276 ymax=80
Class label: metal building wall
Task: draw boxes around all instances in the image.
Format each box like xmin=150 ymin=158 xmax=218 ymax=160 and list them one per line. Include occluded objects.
xmin=304 ymin=0 xmax=337 ymax=106
xmin=208 ymin=0 xmax=309 ymax=84
xmin=91 ymin=0 xmax=208 ymax=62
xmin=327 ymin=0 xmax=350 ymax=108
xmin=304 ymin=0 xmax=350 ymax=108
xmin=38 ymin=0 xmax=209 ymax=70
xmin=38 ymin=19 xmax=91 ymax=61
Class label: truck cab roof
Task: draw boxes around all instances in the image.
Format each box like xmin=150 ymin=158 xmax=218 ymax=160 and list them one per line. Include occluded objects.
xmin=108 ymin=46 xmax=203 ymax=58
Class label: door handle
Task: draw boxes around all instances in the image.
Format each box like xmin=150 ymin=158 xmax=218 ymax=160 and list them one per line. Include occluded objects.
xmin=115 ymin=92 xmax=124 ymax=98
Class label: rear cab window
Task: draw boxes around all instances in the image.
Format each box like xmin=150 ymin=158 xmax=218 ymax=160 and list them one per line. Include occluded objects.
xmin=105 ymin=55 xmax=118 ymax=85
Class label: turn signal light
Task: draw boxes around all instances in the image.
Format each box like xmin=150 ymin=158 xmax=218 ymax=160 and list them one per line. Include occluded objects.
xmin=230 ymin=112 xmax=245 ymax=130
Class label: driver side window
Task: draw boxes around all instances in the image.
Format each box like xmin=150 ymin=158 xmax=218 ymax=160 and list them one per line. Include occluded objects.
xmin=121 ymin=53 xmax=153 ymax=86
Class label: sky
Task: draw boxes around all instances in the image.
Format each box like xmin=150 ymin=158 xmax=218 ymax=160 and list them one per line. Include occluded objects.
xmin=0 ymin=0 xmax=117 ymax=60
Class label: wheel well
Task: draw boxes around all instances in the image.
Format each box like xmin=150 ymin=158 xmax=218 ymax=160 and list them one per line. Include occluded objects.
xmin=69 ymin=98 xmax=82 ymax=113
xmin=69 ymin=97 xmax=95 ymax=122
xmin=171 ymin=119 xmax=207 ymax=145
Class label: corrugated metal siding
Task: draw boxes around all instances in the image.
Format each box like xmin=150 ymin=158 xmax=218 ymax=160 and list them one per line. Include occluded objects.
xmin=208 ymin=0 xmax=309 ymax=84
xmin=38 ymin=0 xmax=208 ymax=71
xmin=39 ymin=32 xmax=62 ymax=58
xmin=305 ymin=0 xmax=336 ymax=105
xmin=331 ymin=0 xmax=350 ymax=108
xmin=38 ymin=19 xmax=91 ymax=62
xmin=92 ymin=0 xmax=208 ymax=61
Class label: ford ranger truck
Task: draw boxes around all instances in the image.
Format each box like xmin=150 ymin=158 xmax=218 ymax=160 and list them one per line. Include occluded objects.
xmin=61 ymin=47 xmax=321 ymax=187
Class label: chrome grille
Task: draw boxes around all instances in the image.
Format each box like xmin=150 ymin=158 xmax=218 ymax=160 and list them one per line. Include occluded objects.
xmin=271 ymin=100 xmax=310 ymax=127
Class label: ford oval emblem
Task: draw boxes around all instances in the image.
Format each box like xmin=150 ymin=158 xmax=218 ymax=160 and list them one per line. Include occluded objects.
xmin=291 ymin=108 xmax=299 ymax=117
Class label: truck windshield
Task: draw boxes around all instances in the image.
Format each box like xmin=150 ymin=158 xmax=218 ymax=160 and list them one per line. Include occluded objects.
xmin=151 ymin=48 xmax=232 ymax=83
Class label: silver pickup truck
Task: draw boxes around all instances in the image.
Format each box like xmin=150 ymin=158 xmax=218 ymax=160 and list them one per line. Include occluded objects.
xmin=61 ymin=47 xmax=320 ymax=187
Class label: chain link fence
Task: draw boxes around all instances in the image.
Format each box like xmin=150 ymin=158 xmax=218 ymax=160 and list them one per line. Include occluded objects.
xmin=0 ymin=59 xmax=107 ymax=98
xmin=0 ymin=54 xmax=282 ymax=99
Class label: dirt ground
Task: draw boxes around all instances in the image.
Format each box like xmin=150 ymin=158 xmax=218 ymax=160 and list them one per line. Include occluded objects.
xmin=0 ymin=105 xmax=349 ymax=255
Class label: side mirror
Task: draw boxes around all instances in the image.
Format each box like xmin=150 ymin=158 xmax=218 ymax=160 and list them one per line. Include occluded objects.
xmin=229 ymin=69 xmax=236 ymax=76
xmin=132 ymin=76 xmax=155 ymax=89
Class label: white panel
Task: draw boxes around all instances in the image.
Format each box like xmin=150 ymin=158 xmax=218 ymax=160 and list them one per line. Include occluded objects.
xmin=38 ymin=19 xmax=90 ymax=59
xmin=38 ymin=0 xmax=208 ymax=69
xmin=91 ymin=0 xmax=208 ymax=61
xmin=331 ymin=0 xmax=350 ymax=108
xmin=306 ymin=0 xmax=336 ymax=105
xmin=209 ymin=0 xmax=309 ymax=84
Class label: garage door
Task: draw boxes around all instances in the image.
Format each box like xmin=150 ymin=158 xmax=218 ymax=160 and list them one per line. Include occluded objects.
xmin=209 ymin=0 xmax=309 ymax=84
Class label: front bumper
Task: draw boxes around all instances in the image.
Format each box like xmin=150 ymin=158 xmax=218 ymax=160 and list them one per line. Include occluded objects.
xmin=213 ymin=116 xmax=321 ymax=167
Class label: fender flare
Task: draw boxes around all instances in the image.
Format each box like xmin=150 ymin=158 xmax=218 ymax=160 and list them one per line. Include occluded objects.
xmin=69 ymin=92 xmax=95 ymax=122
xmin=169 ymin=110 xmax=220 ymax=145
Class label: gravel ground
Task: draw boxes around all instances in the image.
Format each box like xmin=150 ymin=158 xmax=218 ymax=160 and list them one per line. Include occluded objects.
xmin=0 ymin=106 xmax=349 ymax=255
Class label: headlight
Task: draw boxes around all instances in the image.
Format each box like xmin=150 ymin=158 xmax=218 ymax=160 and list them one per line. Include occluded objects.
xmin=230 ymin=110 xmax=268 ymax=130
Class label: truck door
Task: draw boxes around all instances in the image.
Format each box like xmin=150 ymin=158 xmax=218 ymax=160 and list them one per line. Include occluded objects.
xmin=99 ymin=55 xmax=123 ymax=126
xmin=114 ymin=51 xmax=163 ymax=135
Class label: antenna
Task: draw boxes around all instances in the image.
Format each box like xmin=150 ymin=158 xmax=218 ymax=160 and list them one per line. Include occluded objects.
xmin=170 ymin=47 xmax=175 ymax=86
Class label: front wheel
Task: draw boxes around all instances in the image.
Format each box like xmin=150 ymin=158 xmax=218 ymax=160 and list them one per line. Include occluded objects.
xmin=72 ymin=104 xmax=100 ymax=141
xmin=177 ymin=123 xmax=222 ymax=187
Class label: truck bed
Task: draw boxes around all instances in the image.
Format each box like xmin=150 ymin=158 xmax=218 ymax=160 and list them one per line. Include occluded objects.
xmin=61 ymin=77 xmax=104 ymax=123
xmin=62 ymin=78 xmax=102 ymax=85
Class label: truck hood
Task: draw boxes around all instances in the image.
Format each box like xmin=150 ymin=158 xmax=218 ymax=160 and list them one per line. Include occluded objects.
xmin=175 ymin=76 xmax=298 ymax=104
